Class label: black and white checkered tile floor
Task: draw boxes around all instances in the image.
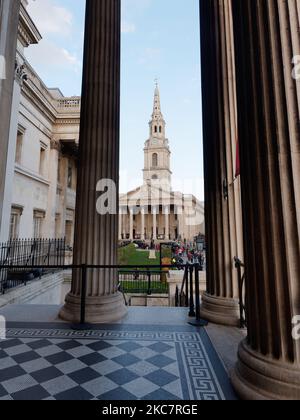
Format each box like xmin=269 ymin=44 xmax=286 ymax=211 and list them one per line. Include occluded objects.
xmin=0 ymin=324 xmax=236 ymax=400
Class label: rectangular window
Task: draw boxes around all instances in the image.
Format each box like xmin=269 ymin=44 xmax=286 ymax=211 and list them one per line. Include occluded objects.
xmin=67 ymin=160 xmax=73 ymax=189
xmin=15 ymin=130 xmax=24 ymax=164
xmin=33 ymin=210 xmax=45 ymax=238
xmin=65 ymin=220 xmax=73 ymax=247
xmin=9 ymin=207 xmax=23 ymax=239
xmin=39 ymin=142 xmax=48 ymax=177
xmin=55 ymin=214 xmax=61 ymax=238
xmin=57 ymin=157 xmax=61 ymax=183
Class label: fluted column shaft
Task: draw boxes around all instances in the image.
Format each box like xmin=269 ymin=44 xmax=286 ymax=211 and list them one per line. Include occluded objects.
xmin=200 ymin=0 xmax=243 ymax=326
xmin=230 ymin=0 xmax=300 ymax=399
xmin=60 ymin=0 xmax=126 ymax=323
xmin=165 ymin=207 xmax=170 ymax=240
xmin=152 ymin=207 xmax=157 ymax=240
xmin=141 ymin=207 xmax=145 ymax=240
xmin=129 ymin=208 xmax=134 ymax=241
xmin=118 ymin=209 xmax=122 ymax=240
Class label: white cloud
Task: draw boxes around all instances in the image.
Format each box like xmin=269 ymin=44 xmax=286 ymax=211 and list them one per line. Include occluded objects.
xmin=27 ymin=0 xmax=74 ymax=37
xmin=121 ymin=21 xmax=136 ymax=34
xmin=25 ymin=39 xmax=82 ymax=73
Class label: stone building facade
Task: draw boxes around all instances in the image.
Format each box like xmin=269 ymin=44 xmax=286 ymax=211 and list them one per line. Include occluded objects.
xmin=0 ymin=0 xmax=80 ymax=246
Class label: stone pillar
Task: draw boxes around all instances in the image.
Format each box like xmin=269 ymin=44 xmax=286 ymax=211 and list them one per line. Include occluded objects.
xmin=230 ymin=0 xmax=300 ymax=400
xmin=0 ymin=0 xmax=21 ymax=242
xmin=199 ymin=0 xmax=242 ymax=327
xmin=129 ymin=208 xmax=134 ymax=241
xmin=122 ymin=212 xmax=127 ymax=240
xmin=141 ymin=207 xmax=145 ymax=240
xmin=118 ymin=208 xmax=122 ymax=241
xmin=46 ymin=140 xmax=61 ymax=238
xmin=60 ymin=0 xmax=126 ymax=324
xmin=165 ymin=206 xmax=170 ymax=240
xmin=177 ymin=206 xmax=183 ymax=241
xmin=152 ymin=206 xmax=157 ymax=240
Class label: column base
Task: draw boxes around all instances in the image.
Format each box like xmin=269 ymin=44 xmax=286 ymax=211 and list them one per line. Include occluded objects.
xmin=201 ymin=292 xmax=240 ymax=327
xmin=231 ymin=340 xmax=300 ymax=400
xmin=59 ymin=291 xmax=127 ymax=324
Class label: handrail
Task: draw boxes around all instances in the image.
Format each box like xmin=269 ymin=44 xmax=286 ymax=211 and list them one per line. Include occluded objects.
xmin=234 ymin=256 xmax=247 ymax=328
xmin=0 ymin=262 xmax=207 ymax=329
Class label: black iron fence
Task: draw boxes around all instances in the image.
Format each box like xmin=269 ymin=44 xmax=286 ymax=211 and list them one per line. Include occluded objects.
xmin=175 ymin=264 xmax=208 ymax=327
xmin=0 ymin=262 xmax=207 ymax=328
xmin=0 ymin=238 xmax=66 ymax=294
xmin=118 ymin=270 xmax=168 ymax=295
xmin=234 ymin=257 xmax=247 ymax=328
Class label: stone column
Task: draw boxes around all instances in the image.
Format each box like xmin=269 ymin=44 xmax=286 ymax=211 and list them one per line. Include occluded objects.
xmin=122 ymin=212 xmax=127 ymax=240
xmin=129 ymin=208 xmax=134 ymax=241
xmin=152 ymin=206 xmax=157 ymax=240
xmin=199 ymin=0 xmax=242 ymax=327
xmin=60 ymin=0 xmax=126 ymax=324
xmin=165 ymin=206 xmax=170 ymax=240
xmin=177 ymin=206 xmax=183 ymax=241
xmin=141 ymin=207 xmax=145 ymax=240
xmin=230 ymin=0 xmax=300 ymax=400
xmin=118 ymin=208 xmax=122 ymax=241
xmin=46 ymin=140 xmax=61 ymax=238
xmin=0 ymin=0 xmax=21 ymax=242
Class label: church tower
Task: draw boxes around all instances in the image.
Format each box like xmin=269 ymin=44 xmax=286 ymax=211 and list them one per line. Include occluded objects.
xmin=143 ymin=83 xmax=172 ymax=186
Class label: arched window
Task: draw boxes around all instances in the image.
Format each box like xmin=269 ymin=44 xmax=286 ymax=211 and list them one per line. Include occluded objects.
xmin=159 ymin=126 xmax=162 ymax=133
xmin=154 ymin=126 xmax=158 ymax=133
xmin=152 ymin=153 xmax=158 ymax=167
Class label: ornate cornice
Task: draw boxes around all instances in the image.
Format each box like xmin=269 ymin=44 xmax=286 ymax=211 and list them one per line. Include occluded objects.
xmin=18 ymin=3 xmax=42 ymax=48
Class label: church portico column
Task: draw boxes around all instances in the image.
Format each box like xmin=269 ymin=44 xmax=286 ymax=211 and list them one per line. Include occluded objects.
xmin=164 ymin=206 xmax=170 ymax=240
xmin=118 ymin=207 xmax=122 ymax=241
xmin=230 ymin=0 xmax=300 ymax=399
xmin=60 ymin=0 xmax=126 ymax=324
xmin=122 ymin=211 xmax=127 ymax=240
xmin=141 ymin=207 xmax=145 ymax=240
xmin=129 ymin=208 xmax=134 ymax=241
xmin=199 ymin=0 xmax=241 ymax=327
xmin=152 ymin=206 xmax=157 ymax=240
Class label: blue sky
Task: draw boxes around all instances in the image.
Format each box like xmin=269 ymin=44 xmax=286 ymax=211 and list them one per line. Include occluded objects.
xmin=26 ymin=0 xmax=204 ymax=199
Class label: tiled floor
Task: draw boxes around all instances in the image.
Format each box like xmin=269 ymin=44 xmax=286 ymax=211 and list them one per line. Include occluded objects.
xmin=0 ymin=323 xmax=236 ymax=401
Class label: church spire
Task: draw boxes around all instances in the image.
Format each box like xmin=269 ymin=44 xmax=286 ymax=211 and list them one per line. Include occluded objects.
xmin=149 ymin=81 xmax=166 ymax=138
xmin=152 ymin=80 xmax=163 ymax=118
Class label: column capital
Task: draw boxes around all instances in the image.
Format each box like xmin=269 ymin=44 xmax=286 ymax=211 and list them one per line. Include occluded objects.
xmin=50 ymin=139 xmax=61 ymax=152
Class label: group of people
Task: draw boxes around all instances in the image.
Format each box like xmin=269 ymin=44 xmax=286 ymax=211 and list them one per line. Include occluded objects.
xmin=172 ymin=242 xmax=206 ymax=271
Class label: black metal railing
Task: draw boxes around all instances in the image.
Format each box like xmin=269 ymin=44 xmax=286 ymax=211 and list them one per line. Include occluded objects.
xmin=0 ymin=262 xmax=207 ymax=329
xmin=175 ymin=266 xmax=189 ymax=308
xmin=175 ymin=263 xmax=207 ymax=327
xmin=118 ymin=270 xmax=168 ymax=295
xmin=0 ymin=238 xmax=66 ymax=294
xmin=234 ymin=257 xmax=247 ymax=328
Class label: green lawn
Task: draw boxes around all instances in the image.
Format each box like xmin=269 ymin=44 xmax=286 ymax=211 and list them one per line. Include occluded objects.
xmin=118 ymin=244 xmax=160 ymax=270
xmin=120 ymin=280 xmax=168 ymax=294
